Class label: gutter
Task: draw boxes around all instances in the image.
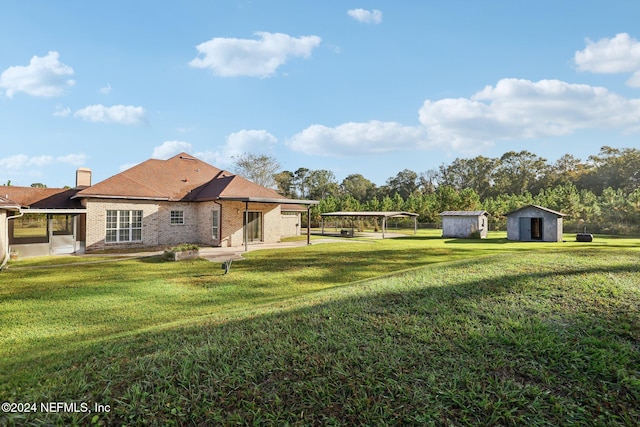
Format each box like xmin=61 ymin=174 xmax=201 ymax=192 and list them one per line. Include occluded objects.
xmin=1 ymin=209 xmax=23 ymax=271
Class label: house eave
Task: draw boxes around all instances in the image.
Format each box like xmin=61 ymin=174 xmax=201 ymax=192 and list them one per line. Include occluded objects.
xmin=219 ymin=196 xmax=319 ymax=205
xmin=17 ymin=208 xmax=88 ymax=214
xmin=72 ymin=194 xmax=170 ymax=202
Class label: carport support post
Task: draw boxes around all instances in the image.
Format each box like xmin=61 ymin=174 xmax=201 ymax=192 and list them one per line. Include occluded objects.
xmin=307 ymin=205 xmax=312 ymax=245
xmin=382 ymin=217 xmax=386 ymax=239
xmin=244 ymin=201 xmax=249 ymax=252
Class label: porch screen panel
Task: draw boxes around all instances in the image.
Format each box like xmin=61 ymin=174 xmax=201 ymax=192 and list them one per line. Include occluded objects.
xmin=52 ymin=215 xmax=73 ymax=236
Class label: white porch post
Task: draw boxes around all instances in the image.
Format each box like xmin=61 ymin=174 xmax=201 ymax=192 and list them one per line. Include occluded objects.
xmin=382 ymin=217 xmax=386 ymax=239
xmin=244 ymin=201 xmax=249 ymax=252
xmin=307 ymin=205 xmax=311 ymax=245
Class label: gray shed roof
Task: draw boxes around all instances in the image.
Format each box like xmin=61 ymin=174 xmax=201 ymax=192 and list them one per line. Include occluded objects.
xmin=440 ymin=210 xmax=489 ymax=217
xmin=505 ymin=205 xmax=566 ymax=217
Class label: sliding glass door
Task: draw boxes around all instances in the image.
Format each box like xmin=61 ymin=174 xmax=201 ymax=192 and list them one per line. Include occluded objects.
xmin=244 ymin=211 xmax=262 ymax=243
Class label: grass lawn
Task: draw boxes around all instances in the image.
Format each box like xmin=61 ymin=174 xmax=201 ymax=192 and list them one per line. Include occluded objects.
xmin=1 ymin=231 xmax=639 ymax=425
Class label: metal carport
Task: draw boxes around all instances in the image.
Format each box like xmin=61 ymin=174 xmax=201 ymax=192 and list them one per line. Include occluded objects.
xmin=320 ymin=211 xmax=418 ymax=239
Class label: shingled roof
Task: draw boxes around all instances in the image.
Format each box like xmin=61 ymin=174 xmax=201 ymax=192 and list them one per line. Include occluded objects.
xmin=75 ymin=152 xmax=297 ymax=203
xmin=0 ymin=195 xmax=20 ymax=210
xmin=2 ymin=187 xmax=83 ymax=209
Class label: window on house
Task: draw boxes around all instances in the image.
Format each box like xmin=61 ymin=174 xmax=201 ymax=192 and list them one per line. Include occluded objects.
xmin=106 ymin=210 xmax=142 ymax=243
xmin=212 ymin=209 xmax=220 ymax=240
xmin=170 ymin=210 xmax=184 ymax=225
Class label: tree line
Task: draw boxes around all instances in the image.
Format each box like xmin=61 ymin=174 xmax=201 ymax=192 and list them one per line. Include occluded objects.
xmin=235 ymin=146 xmax=640 ymax=234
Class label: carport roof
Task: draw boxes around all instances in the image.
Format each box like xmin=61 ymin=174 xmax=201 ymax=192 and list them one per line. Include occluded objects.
xmin=321 ymin=211 xmax=418 ymax=218
xmin=440 ymin=210 xmax=489 ymax=216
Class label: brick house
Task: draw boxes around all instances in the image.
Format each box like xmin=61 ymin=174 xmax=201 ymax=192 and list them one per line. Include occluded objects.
xmin=1 ymin=153 xmax=316 ymax=260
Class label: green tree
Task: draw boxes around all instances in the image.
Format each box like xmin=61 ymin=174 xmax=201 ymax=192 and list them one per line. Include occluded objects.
xmin=438 ymin=156 xmax=497 ymax=199
xmin=294 ymin=168 xmax=310 ymax=198
xmin=492 ymin=150 xmax=548 ymax=196
xmin=341 ymin=174 xmax=377 ymax=202
xmin=274 ymin=171 xmax=296 ymax=198
xmin=385 ymin=169 xmax=419 ymax=199
xmin=307 ymin=170 xmax=339 ymax=200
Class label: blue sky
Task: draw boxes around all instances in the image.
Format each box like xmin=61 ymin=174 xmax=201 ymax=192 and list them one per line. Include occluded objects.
xmin=1 ymin=1 xmax=640 ymax=188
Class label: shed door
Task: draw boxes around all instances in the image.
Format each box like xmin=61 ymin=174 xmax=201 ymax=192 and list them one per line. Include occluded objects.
xmin=519 ymin=217 xmax=531 ymax=241
xmin=531 ymin=217 xmax=543 ymax=240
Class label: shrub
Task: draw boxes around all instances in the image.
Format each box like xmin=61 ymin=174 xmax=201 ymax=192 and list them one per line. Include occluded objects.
xmin=469 ymin=230 xmax=482 ymax=239
xmin=169 ymin=243 xmax=200 ymax=252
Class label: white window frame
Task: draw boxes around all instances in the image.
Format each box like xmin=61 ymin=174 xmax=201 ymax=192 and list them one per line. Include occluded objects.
xmin=170 ymin=210 xmax=184 ymax=225
xmin=106 ymin=210 xmax=143 ymax=243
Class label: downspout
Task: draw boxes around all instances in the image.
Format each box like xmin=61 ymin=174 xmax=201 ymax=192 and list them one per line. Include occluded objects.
xmin=1 ymin=210 xmax=24 ymax=271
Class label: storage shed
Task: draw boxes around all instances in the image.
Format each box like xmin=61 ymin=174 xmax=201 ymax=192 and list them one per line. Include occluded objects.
xmin=505 ymin=205 xmax=566 ymax=242
xmin=439 ymin=211 xmax=489 ymax=238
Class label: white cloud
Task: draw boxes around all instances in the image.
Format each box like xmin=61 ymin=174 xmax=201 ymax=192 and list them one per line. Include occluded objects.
xmin=225 ymin=129 xmax=277 ymax=157
xmin=74 ymin=104 xmax=147 ymax=125
xmin=575 ymin=33 xmax=640 ymax=73
xmin=99 ymin=83 xmax=112 ymax=94
xmin=0 ymin=51 xmax=75 ymax=98
xmin=0 ymin=153 xmax=88 ymax=170
xmin=189 ymin=32 xmax=322 ymax=78
xmin=151 ymin=140 xmax=193 ymax=159
xmin=196 ymin=129 xmax=277 ymax=167
xmin=53 ymin=104 xmax=71 ymax=117
xmin=287 ymin=78 xmax=640 ymax=157
xmin=286 ymin=121 xmax=428 ymax=156
xmin=347 ymin=8 xmax=383 ymax=24
xmin=574 ymin=33 xmax=640 ymax=87
xmin=418 ymin=78 xmax=640 ymax=149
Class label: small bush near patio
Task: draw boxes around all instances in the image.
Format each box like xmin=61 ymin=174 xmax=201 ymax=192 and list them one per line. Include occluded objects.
xmin=0 ymin=233 xmax=638 ymax=425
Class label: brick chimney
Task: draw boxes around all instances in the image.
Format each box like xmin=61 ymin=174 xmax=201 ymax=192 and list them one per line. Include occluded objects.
xmin=76 ymin=168 xmax=92 ymax=187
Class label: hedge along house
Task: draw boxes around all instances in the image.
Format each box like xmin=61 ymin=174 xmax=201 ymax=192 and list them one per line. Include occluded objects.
xmin=506 ymin=205 xmax=567 ymax=242
xmin=73 ymin=153 xmax=318 ymax=252
xmin=2 ymin=169 xmax=90 ymax=259
xmin=439 ymin=211 xmax=489 ymax=238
